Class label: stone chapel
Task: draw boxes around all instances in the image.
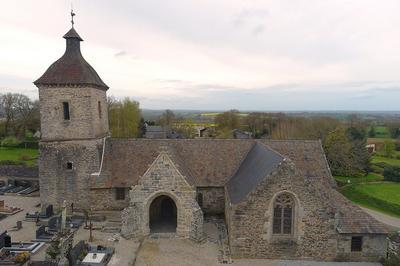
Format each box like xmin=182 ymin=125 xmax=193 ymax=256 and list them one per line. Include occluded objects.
xmin=34 ymin=23 xmax=388 ymax=262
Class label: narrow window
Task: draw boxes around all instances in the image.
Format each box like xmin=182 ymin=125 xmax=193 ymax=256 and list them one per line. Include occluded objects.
xmin=98 ymin=101 xmax=102 ymax=119
xmin=115 ymin=188 xmax=125 ymax=200
xmin=66 ymin=162 xmax=73 ymax=170
xmin=197 ymin=193 xmax=203 ymax=208
xmin=272 ymin=193 xmax=294 ymax=235
xmin=63 ymin=102 xmax=70 ymax=120
xmin=351 ymin=236 xmax=362 ymax=252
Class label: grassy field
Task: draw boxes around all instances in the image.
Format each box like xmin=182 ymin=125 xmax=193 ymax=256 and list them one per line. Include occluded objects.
xmin=334 ymin=173 xmax=384 ymax=185
xmin=0 ymin=147 xmax=38 ymax=166
xmin=340 ymin=183 xmax=400 ymax=218
xmin=371 ymin=155 xmax=400 ymax=167
xmin=372 ymin=126 xmax=391 ymax=138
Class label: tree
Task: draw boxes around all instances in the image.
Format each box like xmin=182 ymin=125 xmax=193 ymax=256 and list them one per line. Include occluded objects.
xmin=215 ymin=110 xmax=240 ymax=131
xmin=323 ymin=127 xmax=366 ymax=176
xmin=173 ymin=119 xmax=197 ymax=139
xmin=0 ymin=93 xmax=40 ymax=139
xmin=368 ymin=125 xmax=376 ymax=138
xmin=0 ymin=93 xmax=17 ymax=136
xmin=108 ymin=97 xmax=141 ymax=138
xmin=383 ymin=140 xmax=396 ymax=158
xmin=383 ymin=166 xmax=400 ymax=182
xmin=387 ymin=122 xmax=400 ymax=139
xmin=159 ymin=110 xmax=175 ymax=128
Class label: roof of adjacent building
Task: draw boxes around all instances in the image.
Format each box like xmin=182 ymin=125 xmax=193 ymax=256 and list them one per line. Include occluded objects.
xmin=90 ymin=138 xmax=388 ymax=235
xmin=34 ymin=27 xmax=108 ymax=90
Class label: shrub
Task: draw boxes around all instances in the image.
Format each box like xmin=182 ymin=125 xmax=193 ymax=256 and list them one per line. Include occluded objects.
xmin=383 ymin=166 xmax=400 ymax=182
xmin=385 ymin=253 xmax=400 ymax=266
xmin=1 ymin=136 xmax=22 ymax=147
xmin=19 ymin=153 xmax=31 ymax=161
xmin=370 ymin=165 xmax=384 ymax=175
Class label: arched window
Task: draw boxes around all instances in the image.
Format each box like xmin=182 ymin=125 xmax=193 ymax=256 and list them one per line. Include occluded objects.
xmin=272 ymin=193 xmax=294 ymax=235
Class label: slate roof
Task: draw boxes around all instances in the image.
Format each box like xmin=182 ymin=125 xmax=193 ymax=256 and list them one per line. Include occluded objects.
xmin=34 ymin=28 xmax=108 ymax=90
xmin=227 ymin=142 xmax=284 ymax=204
xmin=90 ymin=138 xmax=388 ymax=235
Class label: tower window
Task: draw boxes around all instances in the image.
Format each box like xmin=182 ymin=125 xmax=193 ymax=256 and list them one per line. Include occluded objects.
xmin=98 ymin=101 xmax=102 ymax=119
xmin=351 ymin=236 xmax=362 ymax=252
xmin=66 ymin=162 xmax=73 ymax=170
xmin=115 ymin=188 xmax=125 ymax=200
xmin=63 ymin=102 xmax=70 ymax=120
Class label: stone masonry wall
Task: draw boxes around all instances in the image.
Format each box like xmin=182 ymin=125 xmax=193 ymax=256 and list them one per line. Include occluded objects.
xmin=121 ymin=151 xmax=203 ymax=240
xmin=39 ymin=138 xmax=103 ymax=210
xmin=196 ymin=187 xmax=225 ymax=214
xmin=90 ymin=188 xmax=130 ymax=211
xmin=38 ymin=86 xmax=108 ymax=141
xmin=337 ymin=234 xmax=387 ymax=261
xmin=226 ymin=159 xmax=339 ymax=261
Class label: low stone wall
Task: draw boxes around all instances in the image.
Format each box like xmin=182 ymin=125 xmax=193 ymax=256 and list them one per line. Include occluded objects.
xmin=0 ymin=165 xmax=38 ymax=178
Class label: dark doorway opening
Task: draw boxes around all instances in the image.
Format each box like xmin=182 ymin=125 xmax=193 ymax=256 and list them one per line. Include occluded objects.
xmin=149 ymin=195 xmax=177 ymax=233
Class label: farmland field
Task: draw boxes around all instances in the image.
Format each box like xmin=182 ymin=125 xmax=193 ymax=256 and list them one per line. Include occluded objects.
xmin=0 ymin=147 xmax=38 ymax=166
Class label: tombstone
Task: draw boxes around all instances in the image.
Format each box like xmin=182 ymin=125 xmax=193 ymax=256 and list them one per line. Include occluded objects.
xmin=4 ymin=235 xmax=11 ymax=247
xmin=36 ymin=225 xmax=46 ymax=239
xmin=48 ymin=216 xmax=61 ymax=231
xmin=45 ymin=204 xmax=54 ymax=217
xmin=16 ymin=221 xmax=22 ymax=230
xmin=0 ymin=231 xmax=7 ymax=248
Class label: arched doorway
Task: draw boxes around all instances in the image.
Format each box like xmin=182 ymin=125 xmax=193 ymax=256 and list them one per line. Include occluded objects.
xmin=149 ymin=195 xmax=177 ymax=233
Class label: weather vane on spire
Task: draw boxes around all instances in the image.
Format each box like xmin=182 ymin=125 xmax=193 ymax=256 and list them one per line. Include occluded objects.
xmin=70 ymin=7 xmax=76 ymax=28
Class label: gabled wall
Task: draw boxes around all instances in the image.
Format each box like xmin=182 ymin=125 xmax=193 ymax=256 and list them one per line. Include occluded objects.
xmin=121 ymin=151 xmax=203 ymax=240
xmin=226 ymin=159 xmax=339 ymax=260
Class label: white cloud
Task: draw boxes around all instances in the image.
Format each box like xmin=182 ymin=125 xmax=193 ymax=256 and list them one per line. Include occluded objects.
xmin=0 ymin=0 xmax=400 ymax=110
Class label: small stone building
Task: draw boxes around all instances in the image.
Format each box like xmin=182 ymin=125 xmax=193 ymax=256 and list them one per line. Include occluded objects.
xmin=35 ymin=24 xmax=388 ymax=262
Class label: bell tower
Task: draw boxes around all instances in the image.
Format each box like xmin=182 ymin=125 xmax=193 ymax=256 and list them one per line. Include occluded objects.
xmin=34 ymin=12 xmax=109 ymax=209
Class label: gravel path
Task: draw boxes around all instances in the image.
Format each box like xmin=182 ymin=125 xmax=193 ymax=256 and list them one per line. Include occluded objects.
xmin=360 ymin=206 xmax=400 ymax=230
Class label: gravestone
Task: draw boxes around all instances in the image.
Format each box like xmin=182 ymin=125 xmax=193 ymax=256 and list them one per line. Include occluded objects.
xmin=16 ymin=221 xmax=22 ymax=230
xmin=0 ymin=231 xmax=7 ymax=248
xmin=4 ymin=235 xmax=11 ymax=247
xmin=45 ymin=204 xmax=53 ymax=217
xmin=36 ymin=225 xmax=46 ymax=239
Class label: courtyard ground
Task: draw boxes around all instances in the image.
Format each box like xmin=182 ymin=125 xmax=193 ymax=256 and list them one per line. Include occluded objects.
xmin=135 ymin=238 xmax=382 ymax=266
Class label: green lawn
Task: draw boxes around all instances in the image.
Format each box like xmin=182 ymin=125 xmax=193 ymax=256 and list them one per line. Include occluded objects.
xmin=373 ymin=126 xmax=391 ymax=138
xmin=0 ymin=147 xmax=38 ymax=166
xmin=357 ymin=183 xmax=400 ymax=205
xmin=334 ymin=173 xmax=384 ymax=185
xmin=371 ymin=155 xmax=400 ymax=167
xmin=340 ymin=182 xmax=400 ymax=218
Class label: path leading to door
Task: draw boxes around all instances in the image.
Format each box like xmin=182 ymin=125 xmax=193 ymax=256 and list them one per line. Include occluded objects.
xmin=360 ymin=206 xmax=400 ymax=230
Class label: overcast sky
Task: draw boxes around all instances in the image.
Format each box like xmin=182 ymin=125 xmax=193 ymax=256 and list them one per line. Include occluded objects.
xmin=1 ymin=0 xmax=400 ymax=110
